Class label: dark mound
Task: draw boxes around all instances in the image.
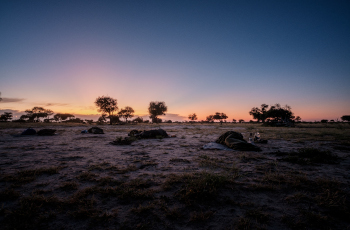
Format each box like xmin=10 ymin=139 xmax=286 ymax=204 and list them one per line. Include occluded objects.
xmin=110 ymin=136 xmax=138 ymax=145
xmin=37 ymin=129 xmax=56 ymax=136
xmin=128 ymin=130 xmax=142 ymax=136
xmin=21 ymin=128 xmax=36 ymax=135
xmin=88 ymin=127 xmax=104 ymax=134
xmin=128 ymin=129 xmax=169 ymax=139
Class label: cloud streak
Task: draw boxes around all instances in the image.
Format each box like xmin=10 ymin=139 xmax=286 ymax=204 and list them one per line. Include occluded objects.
xmin=1 ymin=98 xmax=25 ymax=103
xmin=0 ymin=109 xmax=25 ymax=118
xmin=44 ymin=103 xmax=69 ymax=107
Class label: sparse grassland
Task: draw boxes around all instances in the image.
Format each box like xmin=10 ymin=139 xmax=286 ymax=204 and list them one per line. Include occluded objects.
xmin=0 ymin=122 xmax=349 ymax=229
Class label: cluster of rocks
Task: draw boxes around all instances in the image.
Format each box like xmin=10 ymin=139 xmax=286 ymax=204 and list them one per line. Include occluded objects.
xmin=21 ymin=128 xmax=56 ymax=136
xmin=110 ymin=129 xmax=169 ymax=145
xmin=128 ymin=129 xmax=169 ymax=138
xmin=19 ymin=127 xmax=265 ymax=152
xmin=88 ymin=127 xmax=104 ymax=134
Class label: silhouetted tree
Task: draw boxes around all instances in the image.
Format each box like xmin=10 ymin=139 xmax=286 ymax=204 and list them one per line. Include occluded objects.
xmin=95 ymin=96 xmax=118 ymax=125
xmin=85 ymin=119 xmax=93 ymax=124
xmin=98 ymin=115 xmax=107 ymax=123
xmin=250 ymin=103 xmax=298 ymax=123
xmin=148 ymin=101 xmax=167 ymax=123
xmin=206 ymin=115 xmax=214 ymax=122
xmin=294 ymin=116 xmax=301 ymax=122
xmin=0 ymin=112 xmax=12 ymax=121
xmin=249 ymin=104 xmax=269 ymax=122
xmin=321 ymin=119 xmax=328 ymax=123
xmin=54 ymin=113 xmax=75 ymax=122
xmin=341 ymin=115 xmax=350 ymax=122
xmin=24 ymin=107 xmax=53 ymax=122
xmin=45 ymin=109 xmax=54 ymax=120
xmin=118 ymin=106 xmax=135 ymax=123
xmin=239 ymin=119 xmax=244 ymax=123
xmin=232 ymin=119 xmax=237 ymax=123
xmin=188 ymin=113 xmax=197 ymax=123
xmin=152 ymin=117 xmax=162 ymax=123
xmin=133 ymin=117 xmax=144 ymax=123
xmin=267 ymin=104 xmax=295 ymax=122
xmin=213 ymin=112 xmax=228 ymax=123
xmin=108 ymin=115 xmax=120 ymax=124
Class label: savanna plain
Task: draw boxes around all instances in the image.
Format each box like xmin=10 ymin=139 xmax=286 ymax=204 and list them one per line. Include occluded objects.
xmin=0 ymin=122 xmax=350 ymax=230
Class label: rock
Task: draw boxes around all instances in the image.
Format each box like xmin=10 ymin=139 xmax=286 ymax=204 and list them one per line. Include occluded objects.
xmin=139 ymin=129 xmax=169 ymax=138
xmin=127 ymin=129 xmax=169 ymax=139
xmin=88 ymin=127 xmax=104 ymax=134
xmin=128 ymin=130 xmax=142 ymax=136
xmin=110 ymin=136 xmax=137 ymax=145
xmin=37 ymin=129 xmax=56 ymax=136
xmin=21 ymin=128 xmax=36 ymax=135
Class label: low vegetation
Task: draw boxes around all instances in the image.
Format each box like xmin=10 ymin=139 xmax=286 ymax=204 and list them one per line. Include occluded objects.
xmin=0 ymin=123 xmax=349 ymax=229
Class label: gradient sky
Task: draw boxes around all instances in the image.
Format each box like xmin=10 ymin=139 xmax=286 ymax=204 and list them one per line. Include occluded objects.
xmin=1 ymin=0 xmax=349 ymax=121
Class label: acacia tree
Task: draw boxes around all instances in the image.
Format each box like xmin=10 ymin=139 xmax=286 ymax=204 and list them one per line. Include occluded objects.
xmin=148 ymin=101 xmax=167 ymax=123
xmin=249 ymin=103 xmax=298 ymax=123
xmin=118 ymin=106 xmax=135 ymax=123
xmin=54 ymin=113 xmax=75 ymax=122
xmin=98 ymin=114 xmax=107 ymax=123
xmin=267 ymin=104 xmax=295 ymax=122
xmin=239 ymin=119 xmax=244 ymax=123
xmin=213 ymin=112 xmax=228 ymax=123
xmin=24 ymin=107 xmax=53 ymax=122
xmin=133 ymin=117 xmax=144 ymax=123
xmin=188 ymin=113 xmax=197 ymax=123
xmin=0 ymin=112 xmax=12 ymax=121
xmin=249 ymin=104 xmax=269 ymax=122
xmin=232 ymin=119 xmax=237 ymax=123
xmin=95 ymin=96 xmax=118 ymax=125
xmin=341 ymin=115 xmax=350 ymax=122
xmin=206 ymin=115 xmax=214 ymax=122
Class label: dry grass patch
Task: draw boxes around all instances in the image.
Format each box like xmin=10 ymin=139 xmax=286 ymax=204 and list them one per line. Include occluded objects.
xmin=273 ymin=148 xmax=340 ymax=165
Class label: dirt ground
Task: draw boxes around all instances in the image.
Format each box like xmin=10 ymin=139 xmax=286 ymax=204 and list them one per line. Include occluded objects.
xmin=0 ymin=123 xmax=349 ymax=229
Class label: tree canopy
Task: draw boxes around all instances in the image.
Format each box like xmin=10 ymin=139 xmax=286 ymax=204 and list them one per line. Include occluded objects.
xmin=249 ymin=104 xmax=269 ymax=122
xmin=188 ymin=113 xmax=197 ymax=122
xmin=118 ymin=106 xmax=135 ymax=122
xmin=54 ymin=113 xmax=75 ymax=122
xmin=23 ymin=107 xmax=54 ymax=122
xmin=213 ymin=112 xmax=228 ymax=122
xmin=206 ymin=115 xmax=214 ymax=122
xmin=249 ymin=103 xmax=298 ymax=123
xmin=0 ymin=112 xmax=12 ymax=121
xmin=95 ymin=96 xmax=118 ymax=125
xmin=148 ymin=101 xmax=167 ymax=123
xmin=133 ymin=117 xmax=144 ymax=123
xmin=341 ymin=115 xmax=350 ymax=122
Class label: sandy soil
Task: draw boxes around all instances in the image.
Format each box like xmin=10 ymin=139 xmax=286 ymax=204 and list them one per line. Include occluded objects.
xmin=0 ymin=123 xmax=349 ymax=229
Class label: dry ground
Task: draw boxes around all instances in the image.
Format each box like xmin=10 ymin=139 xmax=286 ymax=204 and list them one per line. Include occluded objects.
xmin=0 ymin=122 xmax=349 ymax=230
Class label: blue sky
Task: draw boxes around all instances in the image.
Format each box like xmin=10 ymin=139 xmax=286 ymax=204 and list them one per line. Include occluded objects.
xmin=1 ymin=0 xmax=349 ymax=121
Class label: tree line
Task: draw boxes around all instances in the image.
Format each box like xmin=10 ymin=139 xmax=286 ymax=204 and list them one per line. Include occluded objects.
xmin=1 ymin=92 xmax=350 ymax=123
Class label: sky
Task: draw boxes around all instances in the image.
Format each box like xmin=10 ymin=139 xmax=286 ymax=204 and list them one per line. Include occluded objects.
xmin=1 ymin=0 xmax=349 ymax=121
